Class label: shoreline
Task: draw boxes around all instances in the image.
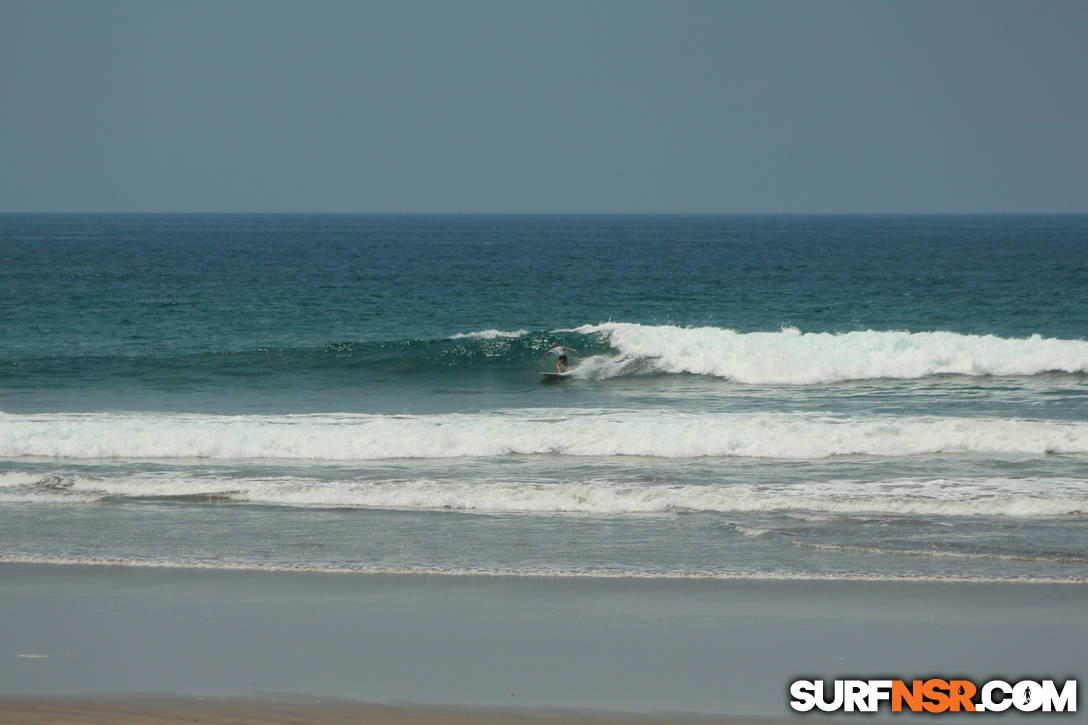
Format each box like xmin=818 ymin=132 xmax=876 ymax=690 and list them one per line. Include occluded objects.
xmin=2 ymin=556 xmax=1084 ymax=585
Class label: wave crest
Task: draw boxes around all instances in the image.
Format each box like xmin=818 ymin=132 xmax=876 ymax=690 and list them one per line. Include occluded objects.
xmin=6 ymin=324 xmax=1085 ymax=384
xmin=573 ymin=323 xmax=1088 ymax=383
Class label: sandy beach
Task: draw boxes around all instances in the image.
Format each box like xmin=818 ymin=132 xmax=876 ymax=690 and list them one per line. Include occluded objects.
xmin=5 ymin=0 xmax=1088 ymax=721
xmin=1 ymin=563 xmax=1084 ymax=723
xmin=0 ymin=695 xmax=786 ymax=725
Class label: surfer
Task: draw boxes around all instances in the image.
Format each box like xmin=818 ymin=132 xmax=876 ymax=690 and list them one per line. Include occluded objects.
xmin=542 ymin=341 xmax=577 ymax=373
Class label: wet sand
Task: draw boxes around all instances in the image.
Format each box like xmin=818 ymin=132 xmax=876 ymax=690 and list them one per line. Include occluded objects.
xmin=0 ymin=695 xmax=801 ymax=725
xmin=1 ymin=564 xmax=1084 ymax=720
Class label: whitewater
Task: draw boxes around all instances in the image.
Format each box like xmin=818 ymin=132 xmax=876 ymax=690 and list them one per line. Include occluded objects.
xmin=3 ymin=409 xmax=1087 ymax=460
xmin=1 ymin=470 xmax=1084 ymax=519
xmin=571 ymin=323 xmax=1088 ymax=383
xmin=1 ymin=213 xmax=1085 ymax=583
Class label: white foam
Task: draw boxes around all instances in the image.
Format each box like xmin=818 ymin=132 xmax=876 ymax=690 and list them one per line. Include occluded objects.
xmin=6 ymin=470 xmax=1085 ymax=517
xmin=574 ymin=323 xmax=1088 ymax=383
xmin=1 ymin=554 xmax=1082 ymax=583
xmin=0 ymin=472 xmax=47 ymax=487
xmin=230 ymin=477 xmax=1087 ymax=517
xmin=448 ymin=328 xmax=529 ymax=339
xmin=792 ymin=541 xmax=1088 ymax=564
xmin=0 ymin=471 xmax=102 ymax=503
xmin=2 ymin=410 xmax=1086 ymax=461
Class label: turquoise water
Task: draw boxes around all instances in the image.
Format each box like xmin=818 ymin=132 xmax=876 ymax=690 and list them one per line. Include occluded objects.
xmin=1 ymin=214 xmax=1086 ymax=580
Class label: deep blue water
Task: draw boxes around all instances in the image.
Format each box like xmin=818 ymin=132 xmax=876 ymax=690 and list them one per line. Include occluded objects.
xmin=1 ymin=214 xmax=1086 ymax=581
xmin=4 ymin=214 xmax=1086 ymax=354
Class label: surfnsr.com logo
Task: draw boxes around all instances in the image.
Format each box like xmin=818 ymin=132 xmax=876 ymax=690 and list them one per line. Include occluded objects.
xmin=789 ymin=678 xmax=1077 ymax=713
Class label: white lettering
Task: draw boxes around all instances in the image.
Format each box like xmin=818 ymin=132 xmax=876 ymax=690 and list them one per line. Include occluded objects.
xmin=1040 ymin=680 xmax=1077 ymax=712
xmin=789 ymin=680 xmax=817 ymax=712
xmin=867 ymin=680 xmax=893 ymax=711
xmin=844 ymin=680 xmax=869 ymax=712
xmin=982 ymin=680 xmax=1013 ymax=712
xmin=1014 ymin=680 xmax=1044 ymax=712
xmin=816 ymin=680 xmax=845 ymax=712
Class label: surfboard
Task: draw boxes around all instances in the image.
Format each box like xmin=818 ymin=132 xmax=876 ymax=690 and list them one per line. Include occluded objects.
xmin=540 ymin=371 xmax=572 ymax=381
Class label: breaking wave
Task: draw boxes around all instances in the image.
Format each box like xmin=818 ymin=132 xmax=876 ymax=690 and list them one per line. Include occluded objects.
xmin=571 ymin=323 xmax=1088 ymax=383
xmin=5 ymin=324 xmax=1086 ymax=385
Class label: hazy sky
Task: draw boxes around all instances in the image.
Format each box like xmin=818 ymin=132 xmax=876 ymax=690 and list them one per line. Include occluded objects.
xmin=2 ymin=0 xmax=1086 ymax=213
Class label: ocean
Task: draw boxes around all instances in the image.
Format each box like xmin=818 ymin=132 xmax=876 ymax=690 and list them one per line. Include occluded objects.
xmin=2 ymin=213 xmax=1086 ymax=583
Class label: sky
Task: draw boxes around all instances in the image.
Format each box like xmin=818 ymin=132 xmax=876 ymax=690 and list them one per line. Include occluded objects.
xmin=2 ymin=0 xmax=1087 ymax=213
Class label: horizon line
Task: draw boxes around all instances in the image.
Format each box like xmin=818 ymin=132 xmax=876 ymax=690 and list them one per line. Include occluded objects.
xmin=3 ymin=210 xmax=1088 ymax=216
